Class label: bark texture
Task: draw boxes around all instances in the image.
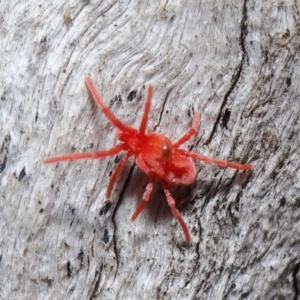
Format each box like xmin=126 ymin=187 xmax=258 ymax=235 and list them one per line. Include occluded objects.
xmin=1 ymin=1 xmax=300 ymax=299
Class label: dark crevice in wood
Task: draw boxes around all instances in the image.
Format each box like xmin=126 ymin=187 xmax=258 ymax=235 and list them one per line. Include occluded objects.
xmin=0 ymin=155 xmax=7 ymax=174
xmin=111 ymin=163 xmax=136 ymax=277
xmin=77 ymin=248 xmax=84 ymax=263
xmin=292 ymin=262 xmax=300 ymax=300
xmin=154 ymin=87 xmax=173 ymax=132
xmin=88 ymin=266 xmax=102 ymax=300
xmin=221 ymin=108 xmax=231 ymax=129
xmin=127 ymin=90 xmax=137 ymax=102
xmin=183 ymin=275 xmax=193 ymax=289
xmin=103 ymin=226 xmax=110 ymax=244
xmin=99 ymin=201 xmax=113 ymax=216
xmin=0 ymin=134 xmax=11 ymax=174
xmin=112 ymin=222 xmax=119 ymax=279
xmin=66 ymin=261 xmax=72 ymax=278
xmin=18 ymin=167 xmax=26 ymax=181
xmin=205 ymin=0 xmax=248 ymax=145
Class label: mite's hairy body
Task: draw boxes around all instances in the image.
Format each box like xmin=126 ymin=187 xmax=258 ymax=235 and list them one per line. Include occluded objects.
xmin=44 ymin=77 xmax=253 ymax=243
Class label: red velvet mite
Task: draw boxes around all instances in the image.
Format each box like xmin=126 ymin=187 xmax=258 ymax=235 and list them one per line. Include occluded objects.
xmin=44 ymin=77 xmax=253 ymax=243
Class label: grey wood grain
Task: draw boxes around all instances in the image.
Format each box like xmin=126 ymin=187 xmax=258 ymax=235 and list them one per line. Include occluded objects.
xmin=1 ymin=1 xmax=299 ymax=299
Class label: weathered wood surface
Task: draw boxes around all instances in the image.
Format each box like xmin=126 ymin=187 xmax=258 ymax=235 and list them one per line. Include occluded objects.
xmin=1 ymin=1 xmax=300 ymax=299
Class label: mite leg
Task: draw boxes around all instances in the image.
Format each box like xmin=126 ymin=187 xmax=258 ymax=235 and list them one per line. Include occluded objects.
xmin=85 ymin=77 xmax=134 ymax=133
xmin=131 ymin=177 xmax=155 ymax=221
xmin=44 ymin=144 xmax=125 ymax=164
xmin=181 ymin=150 xmax=253 ymax=171
xmin=162 ymin=181 xmax=191 ymax=243
xmin=172 ymin=111 xmax=200 ymax=148
xmin=106 ymin=152 xmax=132 ymax=198
xmin=139 ymin=85 xmax=154 ymax=134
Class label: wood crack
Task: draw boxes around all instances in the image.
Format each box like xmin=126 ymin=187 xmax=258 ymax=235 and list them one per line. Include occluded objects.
xmin=205 ymin=0 xmax=249 ymax=145
xmin=292 ymin=262 xmax=300 ymax=300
